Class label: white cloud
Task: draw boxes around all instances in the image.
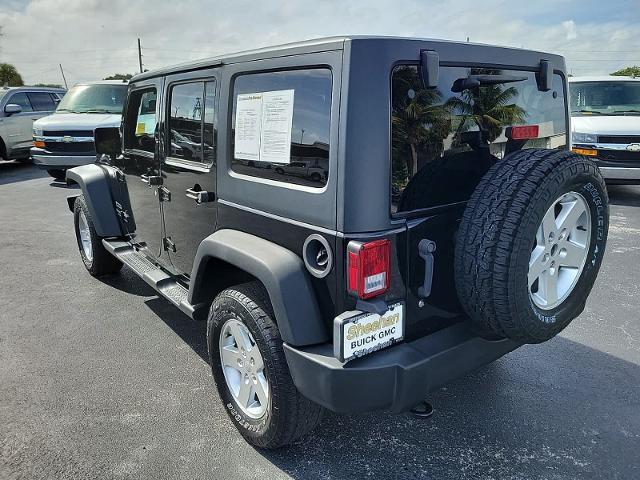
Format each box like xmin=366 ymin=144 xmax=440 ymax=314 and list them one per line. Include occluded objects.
xmin=562 ymin=20 xmax=577 ymax=41
xmin=0 ymin=0 xmax=638 ymax=84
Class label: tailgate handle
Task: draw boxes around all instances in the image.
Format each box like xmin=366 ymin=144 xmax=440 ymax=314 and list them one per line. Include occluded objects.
xmin=418 ymin=239 xmax=437 ymax=299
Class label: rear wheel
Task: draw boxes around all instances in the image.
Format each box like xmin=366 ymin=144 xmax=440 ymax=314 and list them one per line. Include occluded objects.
xmin=47 ymin=169 xmax=66 ymax=180
xmin=207 ymin=282 xmax=322 ymax=448
xmin=455 ymin=149 xmax=609 ymax=343
xmin=73 ymin=196 xmax=123 ymax=276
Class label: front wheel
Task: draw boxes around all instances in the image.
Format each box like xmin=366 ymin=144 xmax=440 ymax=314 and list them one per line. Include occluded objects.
xmin=207 ymin=282 xmax=322 ymax=448
xmin=73 ymin=195 xmax=123 ymax=276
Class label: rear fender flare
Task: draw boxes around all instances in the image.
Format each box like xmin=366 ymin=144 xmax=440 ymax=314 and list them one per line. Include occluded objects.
xmin=65 ymin=164 xmax=124 ymax=237
xmin=190 ymin=229 xmax=329 ymax=347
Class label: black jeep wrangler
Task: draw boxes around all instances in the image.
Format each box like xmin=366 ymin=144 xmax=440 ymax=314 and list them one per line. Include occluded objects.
xmin=66 ymin=36 xmax=609 ymax=448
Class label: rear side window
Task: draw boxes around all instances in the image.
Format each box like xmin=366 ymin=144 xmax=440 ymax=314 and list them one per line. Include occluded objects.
xmin=391 ymin=66 xmax=567 ymax=214
xmin=28 ymin=92 xmax=56 ymax=111
xmin=7 ymin=92 xmax=33 ymax=111
xmin=124 ymin=88 xmax=157 ymax=154
xmin=231 ymin=68 xmax=332 ymax=188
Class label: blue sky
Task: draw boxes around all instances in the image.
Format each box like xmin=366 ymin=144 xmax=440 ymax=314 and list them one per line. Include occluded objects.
xmin=0 ymin=0 xmax=638 ymax=85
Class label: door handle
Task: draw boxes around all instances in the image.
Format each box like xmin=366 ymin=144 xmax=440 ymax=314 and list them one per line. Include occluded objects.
xmin=140 ymin=174 xmax=162 ymax=186
xmin=185 ymin=188 xmax=215 ymax=204
xmin=418 ymin=239 xmax=436 ymax=299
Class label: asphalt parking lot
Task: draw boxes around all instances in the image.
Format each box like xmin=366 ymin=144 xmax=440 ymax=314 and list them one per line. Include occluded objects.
xmin=1 ymin=160 xmax=639 ymax=480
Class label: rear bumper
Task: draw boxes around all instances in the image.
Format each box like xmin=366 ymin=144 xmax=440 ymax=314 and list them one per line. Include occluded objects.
xmin=31 ymin=148 xmax=96 ymax=169
xmin=284 ymin=322 xmax=520 ymax=413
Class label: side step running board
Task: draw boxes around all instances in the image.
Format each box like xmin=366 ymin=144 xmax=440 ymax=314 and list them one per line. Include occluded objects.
xmin=102 ymin=239 xmax=208 ymax=321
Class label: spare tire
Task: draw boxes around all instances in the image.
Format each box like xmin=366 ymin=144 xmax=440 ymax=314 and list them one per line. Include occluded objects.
xmin=454 ymin=149 xmax=609 ymax=343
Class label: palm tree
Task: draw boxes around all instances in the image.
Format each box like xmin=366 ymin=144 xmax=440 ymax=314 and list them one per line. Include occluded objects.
xmin=392 ymin=67 xmax=451 ymax=178
xmin=446 ymin=74 xmax=526 ymax=143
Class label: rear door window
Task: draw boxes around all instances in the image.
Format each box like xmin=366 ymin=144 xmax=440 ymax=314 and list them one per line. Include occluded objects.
xmin=166 ymin=80 xmax=216 ymax=165
xmin=231 ymin=68 xmax=332 ymax=187
xmin=391 ymin=66 xmax=567 ymax=214
xmin=27 ymin=92 xmax=56 ymax=111
xmin=7 ymin=92 xmax=33 ymax=111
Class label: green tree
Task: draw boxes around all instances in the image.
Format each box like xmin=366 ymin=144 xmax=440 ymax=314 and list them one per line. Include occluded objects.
xmin=103 ymin=73 xmax=133 ymax=81
xmin=34 ymin=83 xmax=63 ymax=88
xmin=0 ymin=63 xmax=24 ymax=87
xmin=611 ymin=66 xmax=640 ymax=78
xmin=446 ymin=71 xmax=526 ymax=143
xmin=391 ymin=67 xmax=451 ymax=177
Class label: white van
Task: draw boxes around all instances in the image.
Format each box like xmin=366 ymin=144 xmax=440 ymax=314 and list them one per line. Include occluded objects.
xmin=31 ymin=80 xmax=127 ymax=179
xmin=569 ymin=76 xmax=640 ymax=184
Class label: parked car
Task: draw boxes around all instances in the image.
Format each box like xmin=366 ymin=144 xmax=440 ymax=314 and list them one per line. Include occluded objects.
xmin=274 ymin=160 xmax=325 ymax=182
xmin=569 ymin=76 xmax=640 ymax=184
xmin=31 ymin=80 xmax=127 ymax=179
xmin=0 ymin=86 xmax=65 ymax=161
xmin=65 ymin=37 xmax=609 ymax=448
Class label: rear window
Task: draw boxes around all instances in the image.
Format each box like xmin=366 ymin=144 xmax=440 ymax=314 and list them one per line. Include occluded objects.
xmin=28 ymin=92 xmax=56 ymax=111
xmin=231 ymin=68 xmax=332 ymax=188
xmin=391 ymin=66 xmax=567 ymax=214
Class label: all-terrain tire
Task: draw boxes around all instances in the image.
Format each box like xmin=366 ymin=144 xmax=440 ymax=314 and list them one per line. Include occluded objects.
xmin=73 ymin=195 xmax=123 ymax=276
xmin=207 ymin=282 xmax=323 ymax=448
xmin=454 ymin=149 xmax=609 ymax=343
xmin=47 ymin=169 xmax=66 ymax=180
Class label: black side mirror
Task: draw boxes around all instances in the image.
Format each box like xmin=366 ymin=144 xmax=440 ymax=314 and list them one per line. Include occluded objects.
xmin=94 ymin=127 xmax=122 ymax=156
xmin=420 ymin=50 xmax=439 ymax=89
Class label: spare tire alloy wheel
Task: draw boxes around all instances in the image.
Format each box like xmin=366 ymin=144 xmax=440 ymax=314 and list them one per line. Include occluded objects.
xmin=219 ymin=318 xmax=269 ymax=419
xmin=529 ymin=191 xmax=591 ymax=310
xmin=455 ymin=149 xmax=609 ymax=343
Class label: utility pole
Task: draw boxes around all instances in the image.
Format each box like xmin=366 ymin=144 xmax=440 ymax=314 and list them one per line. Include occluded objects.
xmin=59 ymin=63 xmax=68 ymax=89
xmin=137 ymin=38 xmax=143 ymax=73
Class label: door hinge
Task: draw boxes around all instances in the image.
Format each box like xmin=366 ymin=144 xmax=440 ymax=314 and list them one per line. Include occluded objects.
xmin=158 ymin=186 xmax=171 ymax=202
xmin=163 ymin=236 xmax=176 ymax=253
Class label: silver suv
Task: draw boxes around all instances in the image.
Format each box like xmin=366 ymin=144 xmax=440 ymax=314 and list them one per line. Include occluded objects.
xmin=0 ymin=86 xmax=66 ymax=161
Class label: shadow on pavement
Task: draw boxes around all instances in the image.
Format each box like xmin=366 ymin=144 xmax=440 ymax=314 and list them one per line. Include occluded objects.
xmin=98 ymin=266 xmax=158 ymax=297
xmin=144 ymin=296 xmax=209 ymax=363
xmin=0 ymin=160 xmax=48 ymax=185
xmin=260 ymin=338 xmax=639 ymax=479
xmin=132 ymin=285 xmax=640 ymax=478
xmin=607 ymin=184 xmax=640 ymax=207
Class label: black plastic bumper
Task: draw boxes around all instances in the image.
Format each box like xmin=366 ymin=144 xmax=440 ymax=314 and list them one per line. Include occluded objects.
xmin=283 ymin=322 xmax=520 ymax=413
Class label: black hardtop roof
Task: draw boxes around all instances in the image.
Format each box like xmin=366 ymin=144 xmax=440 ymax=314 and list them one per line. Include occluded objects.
xmin=131 ymin=35 xmax=565 ymax=83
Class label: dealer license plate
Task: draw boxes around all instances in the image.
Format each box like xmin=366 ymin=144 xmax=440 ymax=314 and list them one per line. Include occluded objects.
xmin=334 ymin=302 xmax=404 ymax=363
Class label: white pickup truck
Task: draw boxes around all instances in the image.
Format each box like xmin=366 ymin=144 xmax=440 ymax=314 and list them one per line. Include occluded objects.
xmin=569 ymin=76 xmax=640 ymax=184
xmin=31 ymin=80 xmax=127 ymax=179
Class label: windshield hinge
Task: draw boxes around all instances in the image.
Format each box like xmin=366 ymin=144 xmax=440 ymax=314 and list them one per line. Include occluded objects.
xmin=538 ymin=59 xmax=552 ymax=92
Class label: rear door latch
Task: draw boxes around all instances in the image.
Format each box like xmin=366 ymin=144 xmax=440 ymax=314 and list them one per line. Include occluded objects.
xmin=418 ymin=239 xmax=436 ymax=299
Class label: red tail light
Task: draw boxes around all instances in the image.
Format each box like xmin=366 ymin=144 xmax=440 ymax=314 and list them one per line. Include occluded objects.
xmin=508 ymin=125 xmax=539 ymax=140
xmin=347 ymin=239 xmax=390 ymax=299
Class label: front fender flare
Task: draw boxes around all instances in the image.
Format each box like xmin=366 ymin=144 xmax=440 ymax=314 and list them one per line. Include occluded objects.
xmin=190 ymin=229 xmax=329 ymax=347
xmin=66 ymin=164 xmax=123 ymax=237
